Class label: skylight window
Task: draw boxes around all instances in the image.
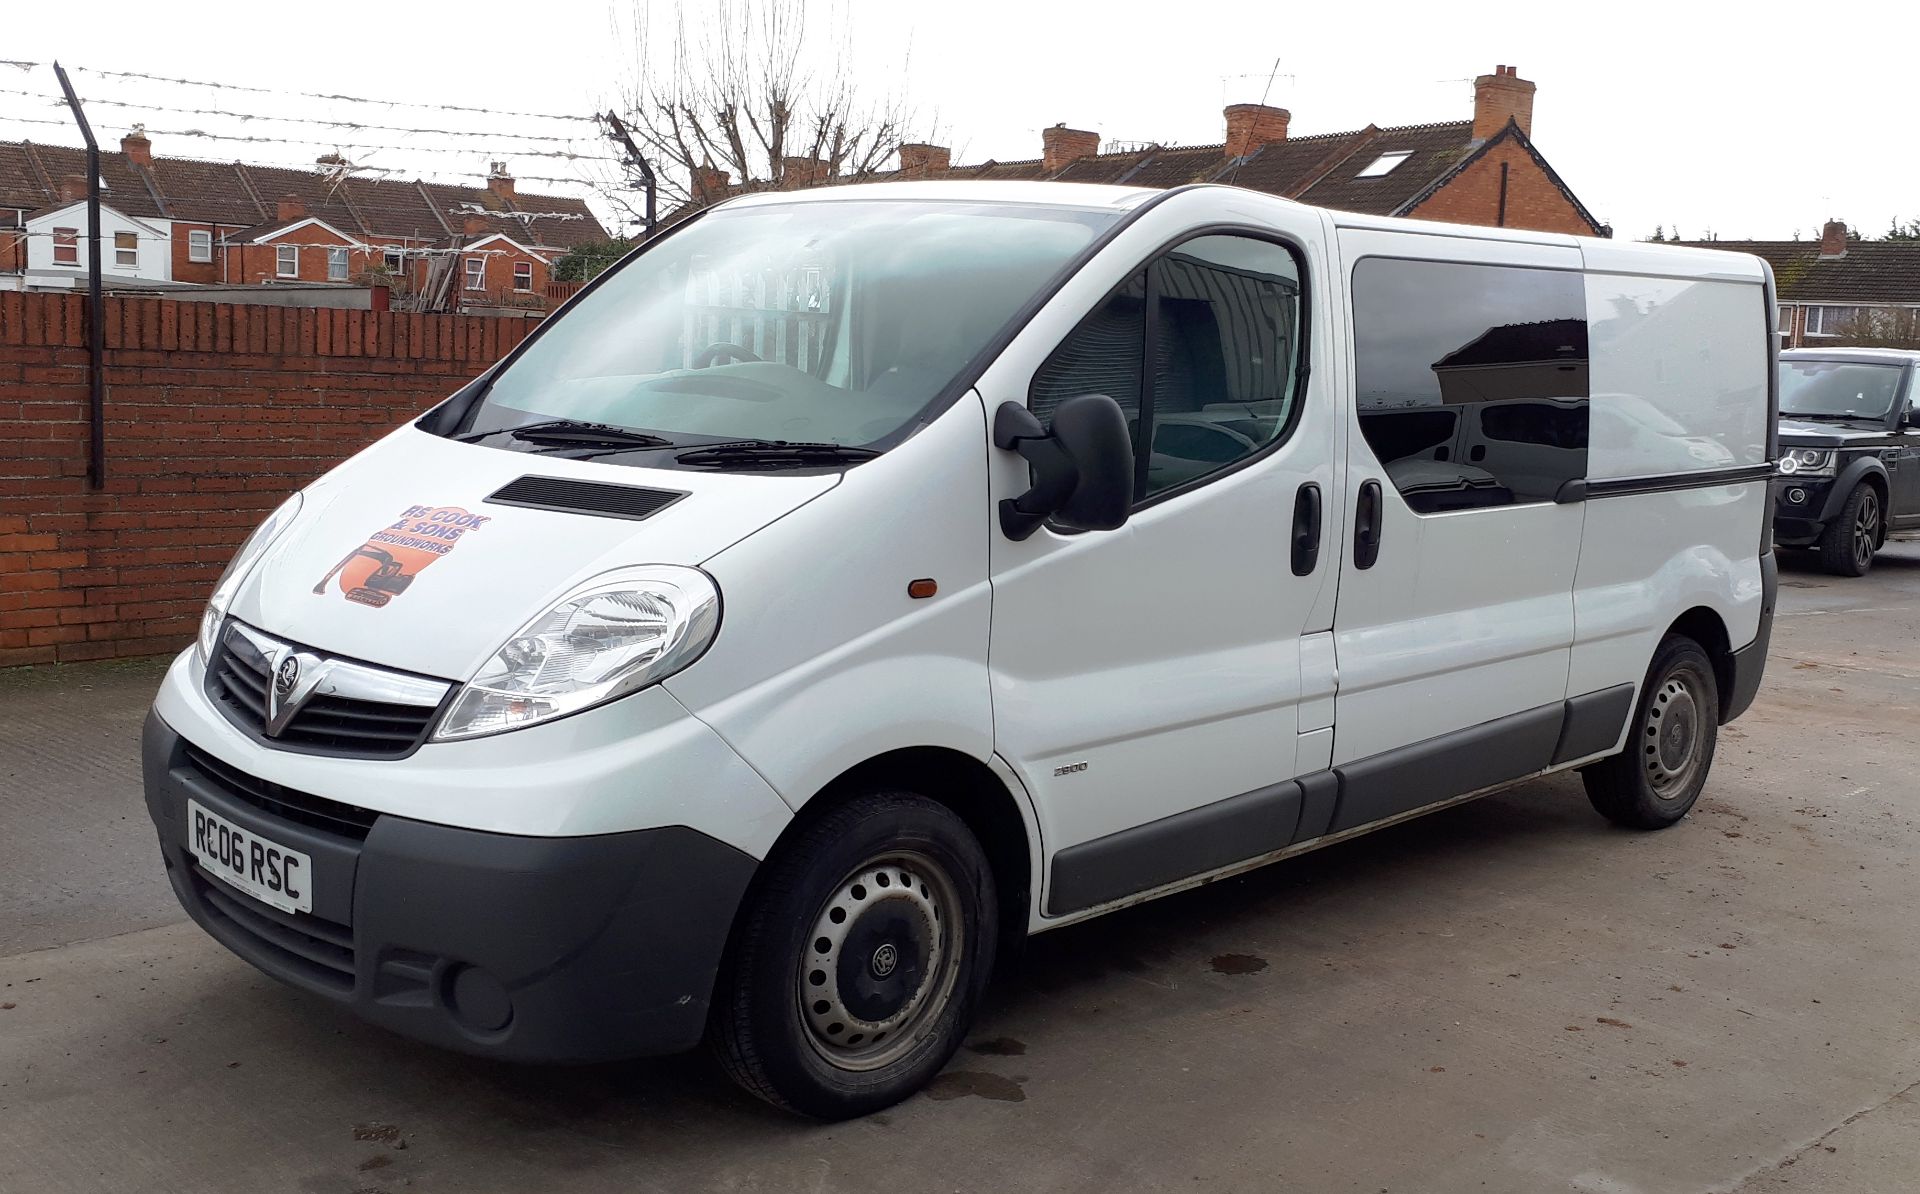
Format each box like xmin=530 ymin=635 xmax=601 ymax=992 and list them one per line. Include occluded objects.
xmin=1356 ymin=151 xmax=1414 ymax=178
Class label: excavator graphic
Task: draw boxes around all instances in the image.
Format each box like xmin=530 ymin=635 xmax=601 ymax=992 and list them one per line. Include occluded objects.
xmin=312 ymin=504 xmax=489 ymax=608
xmin=312 ymin=545 xmax=416 ymax=608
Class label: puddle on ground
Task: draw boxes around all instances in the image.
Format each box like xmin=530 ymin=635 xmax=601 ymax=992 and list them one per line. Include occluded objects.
xmin=967 ymin=1037 xmax=1027 ymax=1057
xmin=925 ymin=1071 xmax=1026 ymax=1102
xmin=1210 ymin=953 xmax=1269 ymax=975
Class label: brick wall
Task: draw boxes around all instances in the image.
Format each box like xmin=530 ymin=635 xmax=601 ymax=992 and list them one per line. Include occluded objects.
xmin=0 ymin=292 xmax=532 ymax=667
xmin=1405 ymin=139 xmax=1599 ymax=236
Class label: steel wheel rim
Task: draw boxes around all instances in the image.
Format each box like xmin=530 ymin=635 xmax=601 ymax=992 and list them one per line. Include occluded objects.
xmin=1643 ymin=669 xmax=1707 ymax=801
xmin=796 ymin=850 xmax=966 ymax=1073
xmin=1853 ymin=491 xmax=1879 ymax=569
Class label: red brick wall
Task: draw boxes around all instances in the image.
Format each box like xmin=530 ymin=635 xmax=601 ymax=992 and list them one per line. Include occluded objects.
xmin=0 ymin=292 xmax=535 ymax=666
xmin=1404 ymin=140 xmax=1599 ymax=236
xmin=170 ymin=222 xmax=236 ymax=284
xmin=458 ymin=244 xmax=550 ymax=306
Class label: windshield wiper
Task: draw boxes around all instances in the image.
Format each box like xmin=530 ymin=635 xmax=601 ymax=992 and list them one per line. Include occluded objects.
xmin=1784 ymin=411 xmax=1875 ymax=422
xmin=674 ymin=440 xmax=880 ymax=469
xmin=454 ymin=419 xmax=673 ymax=448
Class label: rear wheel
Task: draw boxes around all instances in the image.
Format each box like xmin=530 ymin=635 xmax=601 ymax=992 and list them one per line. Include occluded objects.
xmin=710 ymin=791 xmax=996 ymax=1120
xmin=1817 ymin=482 xmax=1881 ymax=576
xmin=1583 ymin=634 xmax=1719 ymax=829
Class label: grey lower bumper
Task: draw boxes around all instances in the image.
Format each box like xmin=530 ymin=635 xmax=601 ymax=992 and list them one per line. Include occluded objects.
xmin=143 ymin=710 xmax=757 ymax=1062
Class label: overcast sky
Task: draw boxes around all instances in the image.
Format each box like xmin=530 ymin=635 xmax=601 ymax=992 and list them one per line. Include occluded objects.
xmin=5 ymin=0 xmax=1911 ymax=243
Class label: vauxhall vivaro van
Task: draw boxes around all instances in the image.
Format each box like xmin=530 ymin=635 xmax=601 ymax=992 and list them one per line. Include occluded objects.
xmin=143 ymin=181 xmax=1778 ymax=1118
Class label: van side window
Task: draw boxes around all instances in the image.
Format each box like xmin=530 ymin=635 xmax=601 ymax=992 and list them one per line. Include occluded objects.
xmin=1032 ymin=235 xmax=1305 ymax=502
xmin=1352 ymin=258 xmax=1589 ymax=513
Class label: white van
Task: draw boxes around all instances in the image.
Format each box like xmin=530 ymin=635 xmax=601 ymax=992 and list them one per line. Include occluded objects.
xmin=142 ymin=182 xmax=1778 ymax=1118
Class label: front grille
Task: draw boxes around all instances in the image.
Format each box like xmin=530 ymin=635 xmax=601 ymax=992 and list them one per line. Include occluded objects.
xmin=207 ymin=624 xmax=448 ymax=759
xmin=181 ymin=742 xmax=380 ymax=841
xmin=190 ymin=864 xmax=356 ymax=995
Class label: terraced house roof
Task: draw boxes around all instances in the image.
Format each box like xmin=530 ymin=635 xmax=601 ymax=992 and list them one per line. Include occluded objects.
xmin=666 ymin=65 xmax=1604 ymax=239
xmin=0 ymin=137 xmax=607 ymax=250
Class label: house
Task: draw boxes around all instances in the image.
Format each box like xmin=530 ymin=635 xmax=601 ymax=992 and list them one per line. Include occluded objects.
xmin=0 ymin=129 xmax=608 ymax=309
xmin=1676 ymin=222 xmax=1920 ymax=349
xmin=671 ymin=65 xmax=1606 ymax=238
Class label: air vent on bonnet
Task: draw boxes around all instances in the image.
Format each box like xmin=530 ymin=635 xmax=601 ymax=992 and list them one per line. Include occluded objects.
xmin=485 ymin=475 xmax=687 ymax=521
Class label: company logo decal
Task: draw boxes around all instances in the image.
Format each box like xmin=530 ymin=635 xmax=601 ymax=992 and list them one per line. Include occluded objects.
xmin=312 ymin=504 xmax=490 ymax=608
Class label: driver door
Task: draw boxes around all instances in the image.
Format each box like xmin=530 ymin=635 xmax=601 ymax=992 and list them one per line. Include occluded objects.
xmin=983 ymin=205 xmax=1342 ymax=917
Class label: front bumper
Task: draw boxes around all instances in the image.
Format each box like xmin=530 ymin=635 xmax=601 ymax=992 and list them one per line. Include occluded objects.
xmin=1771 ymin=477 xmax=1834 ymax=545
xmin=143 ymin=710 xmax=757 ymax=1062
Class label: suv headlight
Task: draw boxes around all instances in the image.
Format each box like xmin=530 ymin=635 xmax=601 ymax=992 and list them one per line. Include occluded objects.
xmin=434 ymin=565 xmax=720 ymax=740
xmin=1776 ymin=449 xmax=1835 ymax=476
xmin=196 ymin=493 xmax=303 ymax=664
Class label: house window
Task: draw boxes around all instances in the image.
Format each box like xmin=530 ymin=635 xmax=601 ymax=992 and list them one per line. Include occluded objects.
xmin=114 ymin=231 xmax=138 ymax=267
xmin=276 ymin=245 xmax=299 ymax=278
xmin=187 ymin=229 xmax=212 ymax=262
xmin=327 ymin=246 xmax=349 ymax=282
xmin=53 ymin=227 xmax=78 ymax=265
xmin=1804 ymin=306 xmax=1865 ymax=337
xmin=465 ymin=257 xmax=486 ymax=290
xmin=513 ymin=261 xmax=533 ymax=291
xmin=1356 ymin=151 xmax=1414 ymax=178
xmin=383 ymin=249 xmax=404 ymax=273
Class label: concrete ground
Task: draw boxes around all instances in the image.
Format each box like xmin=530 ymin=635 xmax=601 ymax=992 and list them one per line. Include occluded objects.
xmin=4 ymin=547 xmax=1919 ymax=1194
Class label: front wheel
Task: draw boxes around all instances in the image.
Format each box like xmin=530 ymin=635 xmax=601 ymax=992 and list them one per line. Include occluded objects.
xmin=710 ymin=791 xmax=997 ymax=1120
xmin=1583 ymin=634 xmax=1720 ymax=829
xmin=1817 ymin=482 xmax=1881 ymax=576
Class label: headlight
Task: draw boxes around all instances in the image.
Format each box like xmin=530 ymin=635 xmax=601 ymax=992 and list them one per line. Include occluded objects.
xmin=433 ymin=565 xmax=720 ymax=740
xmin=1776 ymin=449 xmax=1835 ymax=476
xmin=196 ymin=493 xmax=303 ymax=664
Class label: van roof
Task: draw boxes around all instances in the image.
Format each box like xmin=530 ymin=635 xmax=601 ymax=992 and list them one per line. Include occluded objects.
xmin=1781 ymin=347 xmax=1920 ymax=362
xmin=717 ymin=180 xmax=1769 ymax=282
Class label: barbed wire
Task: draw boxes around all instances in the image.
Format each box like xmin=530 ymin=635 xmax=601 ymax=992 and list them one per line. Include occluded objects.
xmin=62 ymin=64 xmax=598 ymax=124
xmin=7 ymin=228 xmax=566 ymax=255
xmin=0 ymin=86 xmax=609 ymax=145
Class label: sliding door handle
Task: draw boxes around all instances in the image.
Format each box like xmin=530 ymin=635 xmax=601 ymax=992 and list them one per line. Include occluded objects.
xmin=1354 ymin=479 xmax=1383 ymax=570
xmin=1291 ymin=483 xmax=1322 ymax=576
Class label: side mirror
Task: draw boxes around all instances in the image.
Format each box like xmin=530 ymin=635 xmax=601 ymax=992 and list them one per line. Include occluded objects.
xmin=1905 ymin=406 xmax=1920 ymax=428
xmin=994 ymin=396 xmax=1133 ymax=540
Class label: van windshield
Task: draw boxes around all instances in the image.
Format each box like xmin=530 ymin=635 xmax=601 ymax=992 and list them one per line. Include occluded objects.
xmin=1779 ymin=360 xmax=1905 ymax=419
xmin=455 ymin=200 xmax=1120 ymax=461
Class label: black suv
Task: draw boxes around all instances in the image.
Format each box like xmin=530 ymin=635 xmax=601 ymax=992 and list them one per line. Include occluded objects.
xmin=1773 ymin=348 xmax=1920 ymax=575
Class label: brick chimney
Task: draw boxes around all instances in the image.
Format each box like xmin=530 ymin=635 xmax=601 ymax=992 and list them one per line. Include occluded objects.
xmin=120 ymin=125 xmax=152 ymax=167
xmin=1042 ymin=124 xmax=1099 ymax=173
xmin=276 ymin=194 xmax=307 ymax=222
xmin=1472 ymin=64 xmax=1536 ymax=142
xmin=691 ymin=162 xmax=731 ymax=204
xmin=1819 ymin=220 xmax=1849 ymax=259
xmin=486 ymin=161 xmax=515 ymax=204
xmin=780 ymin=156 xmax=831 ymax=189
xmin=57 ymin=175 xmax=87 ymax=204
xmin=1224 ymin=103 xmax=1290 ymax=160
xmin=898 ymin=142 xmax=951 ymax=177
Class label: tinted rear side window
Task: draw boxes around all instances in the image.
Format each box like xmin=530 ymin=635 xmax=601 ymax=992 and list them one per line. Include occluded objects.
xmin=1353 ymin=258 xmax=1589 ymax=512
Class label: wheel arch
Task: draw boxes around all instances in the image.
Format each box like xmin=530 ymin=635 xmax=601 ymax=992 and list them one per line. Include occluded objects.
xmin=741 ymin=747 xmax=1037 ymax=970
xmin=1665 ymin=606 xmax=1737 ymax=722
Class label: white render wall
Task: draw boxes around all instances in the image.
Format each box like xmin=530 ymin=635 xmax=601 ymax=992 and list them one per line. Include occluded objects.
xmin=23 ymin=201 xmax=172 ymax=283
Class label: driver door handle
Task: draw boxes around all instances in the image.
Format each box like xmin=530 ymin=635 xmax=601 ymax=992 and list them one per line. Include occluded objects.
xmin=1291 ymin=483 xmax=1322 ymax=576
xmin=1354 ymin=480 xmax=1383 ymax=570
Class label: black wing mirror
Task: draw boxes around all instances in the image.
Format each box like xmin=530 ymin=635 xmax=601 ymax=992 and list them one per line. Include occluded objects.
xmin=994 ymin=395 xmax=1133 ymax=540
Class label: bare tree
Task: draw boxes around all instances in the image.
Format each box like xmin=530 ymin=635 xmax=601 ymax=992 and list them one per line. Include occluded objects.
xmin=599 ymin=0 xmax=921 ymax=222
xmin=1832 ymin=307 xmax=1920 ymax=350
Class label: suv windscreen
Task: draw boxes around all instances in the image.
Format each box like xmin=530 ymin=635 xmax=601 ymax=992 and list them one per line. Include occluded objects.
xmin=1779 ymin=360 xmax=1905 ymax=419
xmin=453 ymin=200 xmax=1120 ymax=458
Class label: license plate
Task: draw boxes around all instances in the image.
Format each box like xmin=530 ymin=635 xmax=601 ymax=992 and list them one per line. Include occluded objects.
xmin=187 ymin=799 xmax=313 ymax=915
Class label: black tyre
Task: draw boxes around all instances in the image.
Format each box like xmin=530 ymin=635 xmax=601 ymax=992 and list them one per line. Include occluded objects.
xmin=1817 ymin=482 xmax=1881 ymax=577
xmin=710 ymin=791 xmax=997 ymax=1120
xmin=1583 ymin=634 xmax=1720 ymax=830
